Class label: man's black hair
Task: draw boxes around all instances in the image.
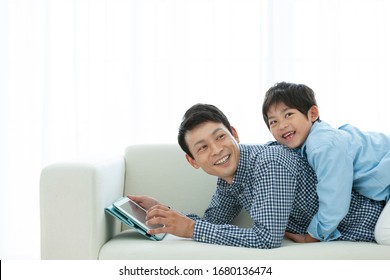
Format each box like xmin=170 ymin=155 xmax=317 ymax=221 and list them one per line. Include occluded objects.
xmin=178 ymin=103 xmax=232 ymax=159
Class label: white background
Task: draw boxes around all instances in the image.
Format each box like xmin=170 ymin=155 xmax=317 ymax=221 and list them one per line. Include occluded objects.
xmin=1 ymin=0 xmax=390 ymax=260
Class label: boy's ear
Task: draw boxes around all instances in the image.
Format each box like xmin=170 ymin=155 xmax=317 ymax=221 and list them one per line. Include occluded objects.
xmin=185 ymin=154 xmax=200 ymax=169
xmin=308 ymin=105 xmax=319 ymax=122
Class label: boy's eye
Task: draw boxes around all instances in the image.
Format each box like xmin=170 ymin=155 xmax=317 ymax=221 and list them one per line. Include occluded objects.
xmin=285 ymin=112 xmax=293 ymax=118
xmin=269 ymin=120 xmax=276 ymax=126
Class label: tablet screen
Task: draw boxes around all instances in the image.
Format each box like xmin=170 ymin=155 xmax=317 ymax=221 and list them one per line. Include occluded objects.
xmin=114 ymin=197 xmax=163 ymax=231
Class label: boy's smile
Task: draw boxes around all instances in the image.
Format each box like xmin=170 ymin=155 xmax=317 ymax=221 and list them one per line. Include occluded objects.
xmin=267 ymin=102 xmax=318 ymax=149
xmin=282 ymin=131 xmax=296 ymax=141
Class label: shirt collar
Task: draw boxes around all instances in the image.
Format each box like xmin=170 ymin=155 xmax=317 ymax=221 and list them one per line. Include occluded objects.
xmin=299 ymin=120 xmax=320 ymax=158
xmin=217 ymin=144 xmax=250 ymax=191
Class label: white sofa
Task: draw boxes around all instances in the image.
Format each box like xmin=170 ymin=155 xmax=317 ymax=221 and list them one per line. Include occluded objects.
xmin=40 ymin=144 xmax=390 ymax=260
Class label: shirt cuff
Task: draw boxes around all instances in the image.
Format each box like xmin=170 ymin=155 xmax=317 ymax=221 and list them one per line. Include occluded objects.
xmin=307 ymin=219 xmax=341 ymax=241
xmin=192 ymin=220 xmax=217 ymax=244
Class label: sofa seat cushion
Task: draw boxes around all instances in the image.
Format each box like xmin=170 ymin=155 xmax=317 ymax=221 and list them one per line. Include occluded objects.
xmin=98 ymin=230 xmax=390 ymax=260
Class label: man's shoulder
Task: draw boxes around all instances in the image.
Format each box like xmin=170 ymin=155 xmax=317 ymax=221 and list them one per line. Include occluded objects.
xmin=241 ymin=142 xmax=305 ymax=167
xmin=241 ymin=141 xmax=297 ymax=154
xmin=239 ymin=143 xmax=317 ymax=186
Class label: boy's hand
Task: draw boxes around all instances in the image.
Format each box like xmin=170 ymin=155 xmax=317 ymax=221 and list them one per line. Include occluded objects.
xmin=145 ymin=205 xmax=195 ymax=238
xmin=284 ymin=232 xmax=319 ymax=243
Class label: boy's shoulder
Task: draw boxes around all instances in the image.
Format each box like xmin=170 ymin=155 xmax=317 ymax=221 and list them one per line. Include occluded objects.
xmin=310 ymin=120 xmax=334 ymax=134
xmin=306 ymin=121 xmax=349 ymax=149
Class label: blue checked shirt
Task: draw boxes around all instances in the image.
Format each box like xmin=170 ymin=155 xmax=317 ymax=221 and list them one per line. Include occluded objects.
xmin=186 ymin=143 xmax=385 ymax=249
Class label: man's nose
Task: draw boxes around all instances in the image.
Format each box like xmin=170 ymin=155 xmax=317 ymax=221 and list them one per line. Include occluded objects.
xmin=210 ymin=142 xmax=223 ymax=155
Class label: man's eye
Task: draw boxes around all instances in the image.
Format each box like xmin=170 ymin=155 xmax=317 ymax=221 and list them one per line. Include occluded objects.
xmin=217 ymin=134 xmax=225 ymax=140
xmin=198 ymin=145 xmax=207 ymax=152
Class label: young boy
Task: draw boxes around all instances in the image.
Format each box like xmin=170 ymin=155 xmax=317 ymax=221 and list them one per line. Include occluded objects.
xmin=130 ymin=103 xmax=384 ymax=249
xmin=262 ymin=82 xmax=390 ymax=245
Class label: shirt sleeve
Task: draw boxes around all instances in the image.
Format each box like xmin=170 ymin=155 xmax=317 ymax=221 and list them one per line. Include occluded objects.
xmin=185 ymin=187 xmax=242 ymax=223
xmin=306 ymin=140 xmax=354 ymax=241
xmin=188 ymin=160 xmax=297 ymax=249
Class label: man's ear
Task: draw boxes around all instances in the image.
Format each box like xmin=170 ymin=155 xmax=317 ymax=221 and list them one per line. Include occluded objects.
xmin=308 ymin=105 xmax=319 ymax=122
xmin=230 ymin=126 xmax=240 ymax=143
xmin=185 ymin=154 xmax=200 ymax=169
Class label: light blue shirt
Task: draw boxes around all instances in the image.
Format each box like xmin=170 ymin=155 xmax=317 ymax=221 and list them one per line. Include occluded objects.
xmin=300 ymin=121 xmax=390 ymax=241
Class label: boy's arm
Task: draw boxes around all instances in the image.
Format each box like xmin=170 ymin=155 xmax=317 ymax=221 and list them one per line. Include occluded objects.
xmin=306 ymin=141 xmax=354 ymax=241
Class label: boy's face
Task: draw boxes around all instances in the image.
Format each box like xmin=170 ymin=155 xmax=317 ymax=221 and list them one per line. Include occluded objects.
xmin=185 ymin=121 xmax=240 ymax=184
xmin=266 ymin=102 xmax=318 ymax=149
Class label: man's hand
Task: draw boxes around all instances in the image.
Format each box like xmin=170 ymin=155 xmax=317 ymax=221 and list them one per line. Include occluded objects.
xmin=284 ymin=232 xmax=319 ymax=243
xmin=127 ymin=195 xmax=161 ymax=210
xmin=145 ymin=205 xmax=195 ymax=238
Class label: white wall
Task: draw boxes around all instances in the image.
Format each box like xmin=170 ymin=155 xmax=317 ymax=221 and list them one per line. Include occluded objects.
xmin=1 ymin=0 xmax=390 ymax=259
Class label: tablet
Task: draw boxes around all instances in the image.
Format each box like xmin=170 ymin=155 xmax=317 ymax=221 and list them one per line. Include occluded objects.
xmin=105 ymin=204 xmax=135 ymax=228
xmin=113 ymin=197 xmax=166 ymax=241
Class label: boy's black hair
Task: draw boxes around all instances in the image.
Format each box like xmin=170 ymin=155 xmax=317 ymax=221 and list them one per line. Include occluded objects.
xmin=262 ymin=82 xmax=319 ymax=128
xmin=178 ymin=103 xmax=233 ymax=159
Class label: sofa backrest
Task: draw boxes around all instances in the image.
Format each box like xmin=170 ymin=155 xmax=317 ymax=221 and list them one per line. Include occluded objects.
xmin=124 ymin=144 xmax=252 ymax=227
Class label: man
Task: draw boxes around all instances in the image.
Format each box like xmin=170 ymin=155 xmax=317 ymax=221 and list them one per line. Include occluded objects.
xmin=130 ymin=103 xmax=384 ymax=249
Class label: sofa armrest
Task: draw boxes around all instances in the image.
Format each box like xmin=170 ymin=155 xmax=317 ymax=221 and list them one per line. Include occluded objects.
xmin=40 ymin=156 xmax=125 ymax=259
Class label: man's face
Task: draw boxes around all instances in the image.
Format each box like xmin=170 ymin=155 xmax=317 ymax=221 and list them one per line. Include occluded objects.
xmin=185 ymin=121 xmax=240 ymax=184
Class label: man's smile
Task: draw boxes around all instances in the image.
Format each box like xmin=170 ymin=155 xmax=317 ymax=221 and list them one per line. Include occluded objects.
xmin=214 ymin=155 xmax=230 ymax=165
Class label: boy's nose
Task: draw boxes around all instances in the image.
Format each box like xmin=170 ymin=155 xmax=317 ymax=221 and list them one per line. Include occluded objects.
xmin=279 ymin=120 xmax=288 ymax=130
